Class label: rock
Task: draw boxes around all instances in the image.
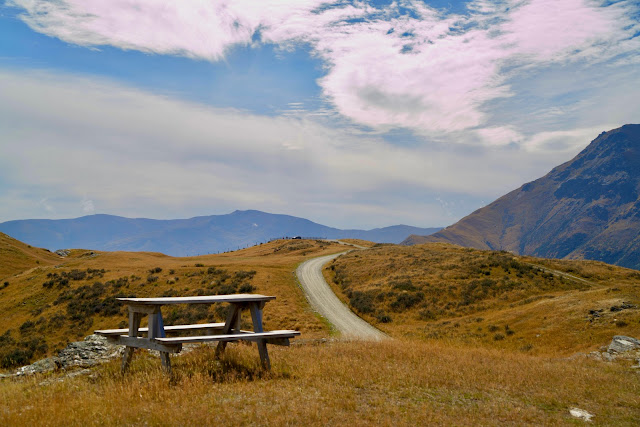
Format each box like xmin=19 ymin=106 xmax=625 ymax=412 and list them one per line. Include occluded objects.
xmin=570 ymin=408 xmax=594 ymax=422
xmin=6 ymin=334 xmax=123 ymax=377
xmin=608 ymin=335 xmax=640 ymax=354
xmin=56 ymin=334 xmax=123 ymax=368
xmin=15 ymin=357 xmax=61 ymax=376
xmin=54 ymin=249 xmax=70 ymax=257
xmin=610 ymin=302 xmax=636 ymax=312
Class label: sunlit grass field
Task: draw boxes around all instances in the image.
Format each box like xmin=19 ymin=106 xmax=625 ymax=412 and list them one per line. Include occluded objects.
xmin=1 ymin=339 xmax=639 ymax=425
xmin=1 ymin=233 xmax=639 ymax=425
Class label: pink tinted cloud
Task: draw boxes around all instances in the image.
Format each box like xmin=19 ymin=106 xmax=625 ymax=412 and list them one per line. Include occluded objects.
xmin=10 ymin=0 xmax=640 ymax=136
xmin=502 ymin=0 xmax=631 ymax=62
xmin=11 ymin=0 xmax=330 ymax=60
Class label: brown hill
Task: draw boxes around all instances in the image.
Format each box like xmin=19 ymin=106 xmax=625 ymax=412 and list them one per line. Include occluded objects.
xmin=0 ymin=238 xmax=349 ymax=368
xmin=325 ymin=243 xmax=640 ymax=354
xmin=0 ymin=232 xmax=62 ymax=280
xmin=404 ymin=124 xmax=640 ymax=269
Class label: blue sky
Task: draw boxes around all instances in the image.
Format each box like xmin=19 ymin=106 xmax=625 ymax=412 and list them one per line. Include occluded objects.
xmin=1 ymin=0 xmax=639 ymax=229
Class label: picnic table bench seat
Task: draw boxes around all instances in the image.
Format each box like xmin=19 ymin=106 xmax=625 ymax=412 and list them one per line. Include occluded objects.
xmin=95 ymin=322 xmax=226 ymax=336
xmin=155 ymin=329 xmax=300 ymax=345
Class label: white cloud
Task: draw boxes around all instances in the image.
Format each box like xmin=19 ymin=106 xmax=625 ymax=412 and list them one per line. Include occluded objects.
xmin=521 ymin=126 xmax=614 ymax=153
xmin=0 ymin=69 xmax=600 ymax=227
xmin=82 ymin=198 xmax=95 ymax=213
xmin=8 ymin=0 xmax=640 ymax=136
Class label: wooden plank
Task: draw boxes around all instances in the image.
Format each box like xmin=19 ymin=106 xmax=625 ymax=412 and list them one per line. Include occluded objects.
xmin=249 ymin=303 xmax=264 ymax=333
xmin=95 ymin=322 xmax=226 ymax=336
xmin=117 ymin=294 xmax=275 ymax=305
xmin=156 ymin=330 xmax=300 ymax=344
xmin=215 ymin=304 xmax=241 ymax=357
xmin=121 ymin=311 xmax=142 ymax=373
xmin=127 ymin=303 xmax=159 ymax=314
xmin=160 ymin=352 xmax=171 ymax=373
xmin=113 ymin=335 xmax=183 ymax=353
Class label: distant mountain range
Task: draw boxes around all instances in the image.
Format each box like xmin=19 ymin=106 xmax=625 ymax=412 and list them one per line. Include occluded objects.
xmin=0 ymin=210 xmax=441 ymax=256
xmin=404 ymin=124 xmax=640 ymax=270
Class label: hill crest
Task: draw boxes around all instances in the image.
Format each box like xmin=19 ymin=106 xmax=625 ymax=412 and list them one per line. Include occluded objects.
xmin=0 ymin=210 xmax=440 ymax=257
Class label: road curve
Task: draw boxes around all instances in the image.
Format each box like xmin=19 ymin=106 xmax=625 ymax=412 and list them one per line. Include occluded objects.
xmin=296 ymin=252 xmax=387 ymax=341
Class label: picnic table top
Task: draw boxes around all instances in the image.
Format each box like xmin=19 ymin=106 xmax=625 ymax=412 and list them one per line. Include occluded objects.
xmin=117 ymin=294 xmax=276 ymax=305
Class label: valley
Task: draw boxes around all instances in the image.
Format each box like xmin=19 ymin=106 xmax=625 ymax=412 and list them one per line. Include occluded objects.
xmin=1 ymin=234 xmax=639 ymax=424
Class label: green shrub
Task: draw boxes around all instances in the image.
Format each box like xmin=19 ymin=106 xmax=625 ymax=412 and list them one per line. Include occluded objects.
xmin=349 ymin=291 xmax=376 ymax=314
xmin=390 ymin=292 xmax=424 ymax=311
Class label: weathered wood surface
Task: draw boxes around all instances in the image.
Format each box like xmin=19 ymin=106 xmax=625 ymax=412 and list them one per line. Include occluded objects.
xmin=111 ymin=335 xmax=183 ymax=353
xmin=108 ymin=294 xmax=298 ymax=373
xmin=117 ymin=294 xmax=275 ymax=305
xmin=95 ymin=322 xmax=226 ymax=336
xmin=156 ymin=330 xmax=300 ymax=344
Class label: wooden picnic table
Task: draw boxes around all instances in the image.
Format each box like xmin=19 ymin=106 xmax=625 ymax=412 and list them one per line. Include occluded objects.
xmin=95 ymin=294 xmax=300 ymax=373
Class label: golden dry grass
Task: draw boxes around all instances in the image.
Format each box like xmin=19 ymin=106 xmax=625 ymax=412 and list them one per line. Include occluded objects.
xmin=1 ymin=339 xmax=639 ymax=426
xmin=1 ymin=238 xmax=640 ymax=425
xmin=0 ymin=239 xmax=347 ymax=365
xmin=325 ymin=243 xmax=640 ymax=355
xmin=0 ymin=232 xmax=61 ymax=279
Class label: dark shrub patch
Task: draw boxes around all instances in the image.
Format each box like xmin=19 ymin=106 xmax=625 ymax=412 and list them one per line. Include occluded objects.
xmin=349 ymin=291 xmax=376 ymax=314
xmin=390 ymin=292 xmax=424 ymax=311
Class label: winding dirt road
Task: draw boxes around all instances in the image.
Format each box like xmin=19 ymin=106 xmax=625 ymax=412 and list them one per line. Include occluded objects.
xmin=296 ymin=251 xmax=387 ymax=341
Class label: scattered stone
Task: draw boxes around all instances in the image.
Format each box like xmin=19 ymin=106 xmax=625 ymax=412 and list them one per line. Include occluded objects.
xmin=7 ymin=334 xmax=123 ymax=378
xmin=15 ymin=357 xmax=61 ymax=376
xmin=610 ymin=302 xmax=636 ymax=312
xmin=608 ymin=335 xmax=640 ymax=354
xmin=570 ymin=408 xmax=594 ymax=422
xmin=54 ymin=249 xmax=70 ymax=257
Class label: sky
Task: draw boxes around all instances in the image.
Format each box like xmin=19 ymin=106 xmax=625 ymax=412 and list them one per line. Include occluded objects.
xmin=1 ymin=0 xmax=639 ymax=229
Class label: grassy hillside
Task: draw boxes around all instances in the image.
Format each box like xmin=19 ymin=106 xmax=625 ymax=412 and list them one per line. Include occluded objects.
xmin=0 ymin=239 xmax=347 ymax=368
xmin=325 ymin=243 xmax=640 ymax=355
xmin=0 ymin=232 xmax=62 ymax=279
xmin=1 ymin=239 xmax=639 ymax=424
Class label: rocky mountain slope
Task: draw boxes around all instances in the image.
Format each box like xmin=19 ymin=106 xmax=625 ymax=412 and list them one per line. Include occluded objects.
xmin=0 ymin=210 xmax=440 ymax=256
xmin=403 ymin=124 xmax=640 ymax=270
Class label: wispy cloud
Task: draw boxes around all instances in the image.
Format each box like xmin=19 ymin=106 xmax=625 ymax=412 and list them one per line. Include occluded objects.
xmin=8 ymin=0 xmax=639 ymax=136
xmin=0 ymin=69 xmax=589 ymax=226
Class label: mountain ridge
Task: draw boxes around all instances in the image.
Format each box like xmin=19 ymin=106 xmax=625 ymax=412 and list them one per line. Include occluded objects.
xmin=403 ymin=124 xmax=640 ymax=270
xmin=0 ymin=210 xmax=441 ymax=256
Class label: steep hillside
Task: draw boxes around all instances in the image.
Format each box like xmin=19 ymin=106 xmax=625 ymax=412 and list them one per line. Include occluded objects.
xmin=0 ymin=232 xmax=61 ymax=280
xmin=325 ymin=243 xmax=640 ymax=354
xmin=405 ymin=124 xmax=640 ymax=269
xmin=0 ymin=210 xmax=440 ymax=256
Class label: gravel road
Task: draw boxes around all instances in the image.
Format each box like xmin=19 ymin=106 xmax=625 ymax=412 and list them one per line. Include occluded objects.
xmin=296 ymin=252 xmax=387 ymax=341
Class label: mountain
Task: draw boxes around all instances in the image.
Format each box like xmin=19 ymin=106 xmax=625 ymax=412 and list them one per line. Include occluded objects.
xmin=0 ymin=210 xmax=440 ymax=256
xmin=403 ymin=124 xmax=640 ymax=270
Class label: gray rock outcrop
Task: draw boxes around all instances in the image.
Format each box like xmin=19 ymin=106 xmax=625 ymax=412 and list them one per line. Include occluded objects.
xmin=5 ymin=334 xmax=123 ymax=377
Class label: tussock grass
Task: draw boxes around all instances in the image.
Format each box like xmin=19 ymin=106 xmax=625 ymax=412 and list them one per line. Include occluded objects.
xmin=325 ymin=243 xmax=640 ymax=354
xmin=0 ymin=239 xmax=348 ymax=367
xmin=1 ymin=340 xmax=639 ymax=425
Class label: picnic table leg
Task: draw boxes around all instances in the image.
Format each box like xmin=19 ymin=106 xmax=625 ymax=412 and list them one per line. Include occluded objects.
xmin=121 ymin=310 xmax=142 ymax=373
xmin=215 ymin=304 xmax=241 ymax=358
xmin=249 ymin=302 xmax=271 ymax=370
xmin=148 ymin=307 xmax=171 ymax=374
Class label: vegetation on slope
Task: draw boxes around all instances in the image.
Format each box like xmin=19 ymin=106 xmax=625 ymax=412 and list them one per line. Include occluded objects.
xmin=0 ymin=232 xmax=61 ymax=279
xmin=0 ymin=239 xmax=346 ymax=368
xmin=325 ymin=243 xmax=640 ymax=354
xmin=2 ymin=340 xmax=639 ymax=425
xmin=407 ymin=124 xmax=640 ymax=270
